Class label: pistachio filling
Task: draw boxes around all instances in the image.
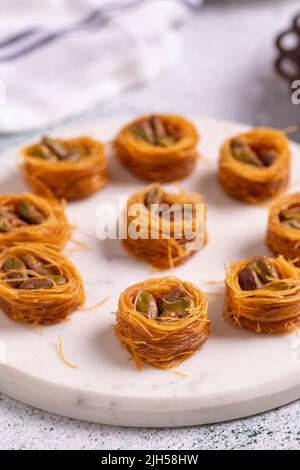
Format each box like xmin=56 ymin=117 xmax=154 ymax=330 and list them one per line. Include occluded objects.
xmin=3 ymin=256 xmax=27 ymax=288
xmin=29 ymin=136 xmax=88 ymax=162
xmin=136 ymin=286 xmax=194 ymax=320
xmin=144 ymin=185 xmax=171 ymax=218
xmin=136 ymin=291 xmax=158 ymax=320
xmin=144 ymin=185 xmax=163 ymax=208
xmin=1 ymin=254 xmax=67 ymax=290
xmin=231 ymin=139 xmax=278 ymax=168
xmin=280 ymin=206 xmax=300 ymax=230
xmin=238 ymin=257 xmax=280 ymax=291
xmin=0 ymin=201 xmax=46 ymax=233
xmin=130 ymin=116 xmax=177 ymax=147
xmin=143 ymin=185 xmax=192 ymax=223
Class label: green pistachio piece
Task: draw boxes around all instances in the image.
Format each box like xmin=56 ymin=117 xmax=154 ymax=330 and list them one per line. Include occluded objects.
xmin=136 ymin=291 xmax=158 ymax=320
xmin=252 ymin=257 xmax=278 ymax=284
xmin=29 ymin=145 xmax=53 ymax=160
xmin=0 ymin=206 xmax=28 ymax=230
xmin=130 ymin=125 xmax=149 ymax=142
xmin=3 ymin=256 xmax=25 ymax=272
xmin=144 ymin=185 xmax=163 ymax=208
xmin=157 ymin=136 xmax=176 ymax=147
xmin=280 ymin=208 xmax=300 ymax=221
xmin=19 ymin=278 xmax=53 ymax=290
xmin=0 ymin=215 xmax=11 ymax=232
xmin=150 ymin=116 xmax=175 ymax=147
xmin=163 ymin=286 xmax=186 ymax=303
xmin=22 ymin=254 xmax=52 ymax=276
xmin=280 ymin=208 xmax=300 ymax=230
xmin=239 ymin=257 xmax=279 ymax=291
xmin=283 ymin=219 xmax=300 ymax=230
xmin=131 ymin=120 xmax=155 ymax=144
xmin=49 ymin=274 xmax=67 ymax=286
xmin=159 ymin=296 xmax=194 ymax=319
xmin=16 ymin=201 xmax=45 ymax=225
xmin=231 ymin=139 xmax=263 ymax=167
xmin=2 ymin=256 xmax=27 ymax=287
xmin=41 ymin=136 xmax=70 ymax=160
xmin=264 ymin=282 xmax=290 ymax=292
xmin=131 ymin=117 xmax=175 ymax=147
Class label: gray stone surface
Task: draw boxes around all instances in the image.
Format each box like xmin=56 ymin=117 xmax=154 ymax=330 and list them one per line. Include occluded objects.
xmin=1 ymin=0 xmax=300 ymax=450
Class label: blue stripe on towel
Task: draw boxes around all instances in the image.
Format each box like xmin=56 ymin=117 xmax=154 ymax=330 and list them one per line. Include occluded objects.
xmin=0 ymin=0 xmax=200 ymax=63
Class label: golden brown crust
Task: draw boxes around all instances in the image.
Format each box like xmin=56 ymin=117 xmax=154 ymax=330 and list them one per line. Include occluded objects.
xmin=20 ymin=136 xmax=108 ymax=201
xmin=0 ymin=193 xmax=71 ymax=248
xmin=114 ymin=114 xmax=199 ymax=182
xmin=115 ymin=277 xmax=211 ymax=370
xmin=0 ymin=244 xmax=85 ymax=325
xmin=223 ymin=256 xmax=300 ymax=334
xmin=218 ymin=128 xmax=290 ymax=204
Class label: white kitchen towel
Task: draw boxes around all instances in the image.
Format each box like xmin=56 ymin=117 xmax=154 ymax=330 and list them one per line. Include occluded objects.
xmin=0 ymin=0 xmax=202 ymax=133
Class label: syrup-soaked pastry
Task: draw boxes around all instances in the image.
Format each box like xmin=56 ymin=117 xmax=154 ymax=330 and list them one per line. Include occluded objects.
xmin=219 ymin=128 xmax=290 ymax=204
xmin=114 ymin=114 xmax=199 ymax=182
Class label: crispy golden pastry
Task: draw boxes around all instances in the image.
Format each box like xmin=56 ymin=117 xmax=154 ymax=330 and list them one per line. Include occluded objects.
xmin=224 ymin=255 xmax=300 ymax=334
xmin=21 ymin=135 xmax=108 ymax=201
xmin=219 ymin=128 xmax=290 ymax=204
xmin=0 ymin=193 xmax=71 ymax=248
xmin=114 ymin=114 xmax=199 ymax=182
xmin=267 ymin=192 xmax=300 ymax=265
xmin=116 ymin=277 xmax=210 ymax=370
xmin=0 ymin=244 xmax=85 ymax=324
xmin=123 ymin=183 xmax=206 ymax=269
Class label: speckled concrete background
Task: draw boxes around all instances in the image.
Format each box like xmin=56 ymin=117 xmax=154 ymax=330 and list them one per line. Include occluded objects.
xmin=1 ymin=0 xmax=300 ymax=450
xmin=1 ymin=393 xmax=300 ymax=450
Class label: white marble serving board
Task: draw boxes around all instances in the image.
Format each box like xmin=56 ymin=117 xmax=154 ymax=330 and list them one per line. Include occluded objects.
xmin=0 ymin=117 xmax=300 ymax=428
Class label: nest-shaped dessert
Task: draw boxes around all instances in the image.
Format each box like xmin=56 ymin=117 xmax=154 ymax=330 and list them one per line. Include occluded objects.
xmin=224 ymin=255 xmax=300 ymax=334
xmin=0 ymin=243 xmax=85 ymax=325
xmin=218 ymin=128 xmax=290 ymax=204
xmin=114 ymin=114 xmax=199 ymax=182
xmin=116 ymin=276 xmax=210 ymax=370
xmin=21 ymin=135 xmax=108 ymax=201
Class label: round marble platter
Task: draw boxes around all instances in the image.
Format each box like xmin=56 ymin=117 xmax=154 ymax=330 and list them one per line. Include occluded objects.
xmin=0 ymin=117 xmax=300 ymax=428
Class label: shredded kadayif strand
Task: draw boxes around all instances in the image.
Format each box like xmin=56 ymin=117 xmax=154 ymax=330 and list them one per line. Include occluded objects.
xmin=0 ymin=193 xmax=71 ymax=248
xmin=223 ymin=256 xmax=300 ymax=334
xmin=115 ymin=277 xmax=211 ymax=370
xmin=20 ymin=136 xmax=108 ymax=201
xmin=57 ymin=336 xmax=78 ymax=369
xmin=114 ymin=114 xmax=199 ymax=182
xmin=0 ymin=243 xmax=85 ymax=325
xmin=218 ymin=128 xmax=290 ymax=204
